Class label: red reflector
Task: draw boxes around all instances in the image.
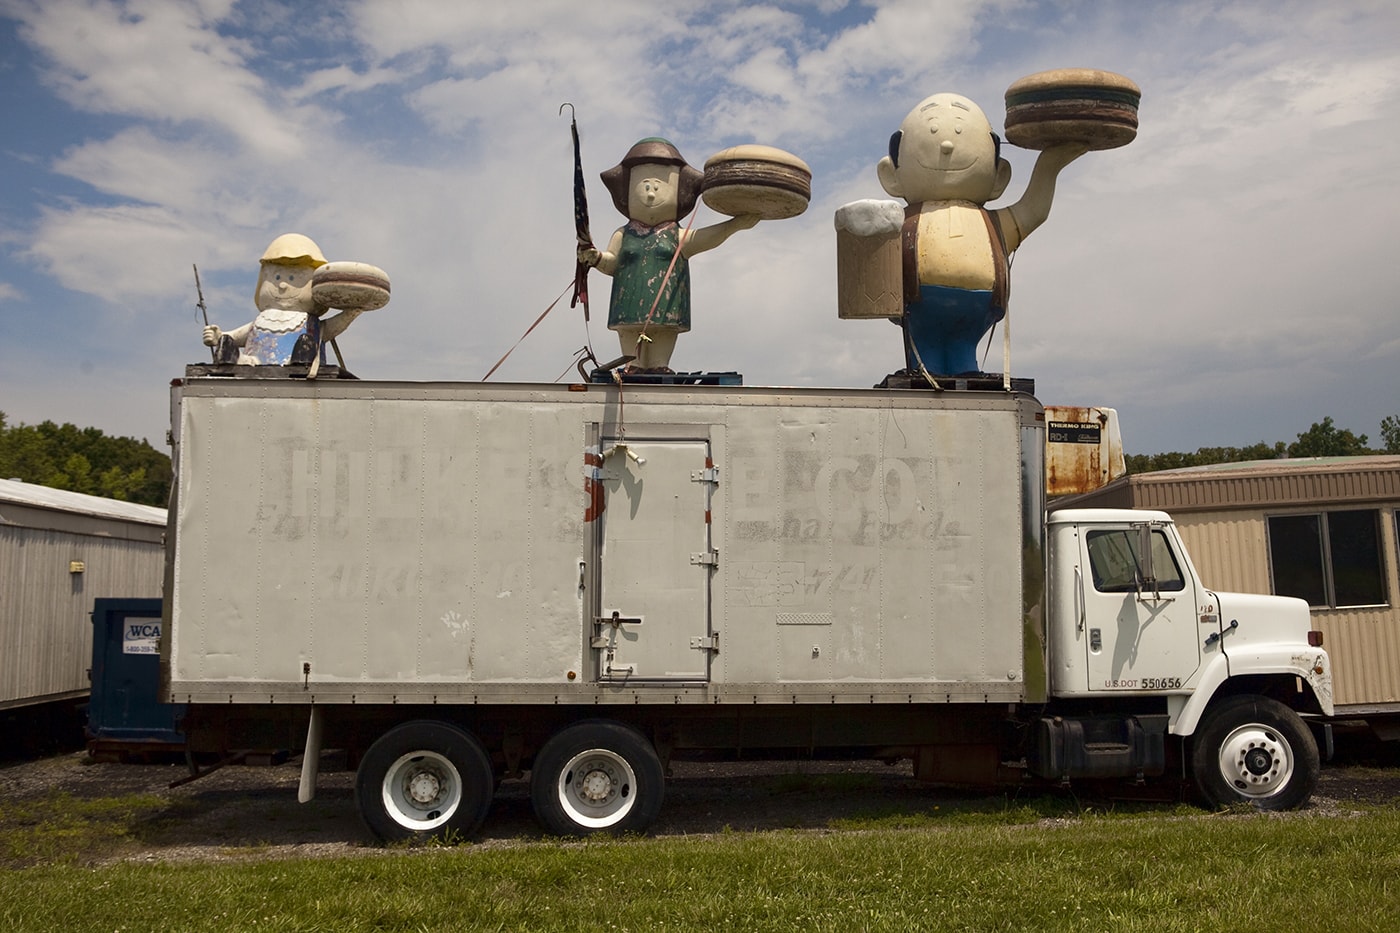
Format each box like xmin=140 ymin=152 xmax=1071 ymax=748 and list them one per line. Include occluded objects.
xmin=1308 ymin=631 xmax=1324 ymax=647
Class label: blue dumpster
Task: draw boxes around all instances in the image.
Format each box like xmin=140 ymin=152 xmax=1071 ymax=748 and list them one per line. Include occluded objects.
xmin=87 ymin=597 xmax=185 ymax=757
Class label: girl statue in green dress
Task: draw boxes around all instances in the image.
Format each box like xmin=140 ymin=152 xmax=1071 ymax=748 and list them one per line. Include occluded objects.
xmin=579 ymin=138 xmax=758 ymax=371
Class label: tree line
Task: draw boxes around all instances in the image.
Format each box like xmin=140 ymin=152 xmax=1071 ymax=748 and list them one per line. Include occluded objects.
xmin=0 ymin=412 xmax=171 ymax=507
xmin=1126 ymin=415 xmax=1400 ymax=474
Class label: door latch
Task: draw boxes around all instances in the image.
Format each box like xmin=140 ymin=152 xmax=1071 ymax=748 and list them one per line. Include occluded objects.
xmin=1204 ymin=619 xmax=1239 ymax=648
xmin=591 ymin=611 xmax=642 ymax=647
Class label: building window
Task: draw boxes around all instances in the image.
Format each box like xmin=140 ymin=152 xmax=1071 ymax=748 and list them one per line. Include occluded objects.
xmin=1267 ymin=510 xmax=1387 ymax=608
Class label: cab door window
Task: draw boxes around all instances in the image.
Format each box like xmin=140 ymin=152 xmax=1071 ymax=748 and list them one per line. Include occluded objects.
xmin=1085 ymin=529 xmax=1186 ymax=593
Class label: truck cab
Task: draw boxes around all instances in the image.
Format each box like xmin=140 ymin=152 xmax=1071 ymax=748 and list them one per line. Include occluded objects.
xmin=1042 ymin=508 xmax=1333 ymax=807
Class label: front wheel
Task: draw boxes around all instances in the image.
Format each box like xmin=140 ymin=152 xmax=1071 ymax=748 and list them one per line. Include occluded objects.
xmin=355 ymin=720 xmax=495 ymax=842
xmin=530 ymin=720 xmax=664 ymax=836
xmin=1191 ymin=695 xmax=1319 ymax=811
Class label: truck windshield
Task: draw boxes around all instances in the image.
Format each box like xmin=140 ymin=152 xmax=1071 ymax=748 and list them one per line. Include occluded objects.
xmin=1086 ymin=529 xmax=1186 ymax=594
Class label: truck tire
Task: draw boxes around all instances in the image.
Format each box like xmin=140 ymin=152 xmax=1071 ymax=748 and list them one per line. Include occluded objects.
xmin=1191 ymin=695 xmax=1319 ymax=811
xmin=530 ymin=720 xmax=664 ymax=836
xmin=355 ymin=720 xmax=495 ymax=842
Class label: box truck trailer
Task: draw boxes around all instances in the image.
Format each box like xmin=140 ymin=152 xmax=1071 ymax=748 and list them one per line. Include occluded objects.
xmin=162 ymin=374 xmax=1332 ymax=839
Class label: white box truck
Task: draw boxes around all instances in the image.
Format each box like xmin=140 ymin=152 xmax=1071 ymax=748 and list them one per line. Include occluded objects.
xmin=162 ymin=374 xmax=1333 ymax=839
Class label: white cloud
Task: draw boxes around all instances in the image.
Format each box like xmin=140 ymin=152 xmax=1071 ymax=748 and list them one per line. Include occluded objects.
xmin=289 ymin=63 xmax=407 ymax=102
xmin=12 ymin=0 xmax=317 ymax=158
xmin=28 ymin=202 xmax=208 ymax=301
xmin=793 ymin=0 xmax=988 ymax=96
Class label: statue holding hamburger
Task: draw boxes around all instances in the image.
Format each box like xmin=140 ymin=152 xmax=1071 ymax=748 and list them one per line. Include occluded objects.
xmin=578 ymin=138 xmax=760 ymax=372
xmin=202 ymin=233 xmax=390 ymax=370
xmin=577 ymin=135 xmax=811 ymax=373
xmin=838 ymin=70 xmax=1140 ymax=378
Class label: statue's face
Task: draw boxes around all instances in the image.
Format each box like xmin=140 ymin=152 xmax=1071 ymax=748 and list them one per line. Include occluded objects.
xmin=627 ymin=163 xmax=681 ymax=225
xmin=887 ymin=94 xmax=1000 ymax=203
xmin=256 ymin=260 xmax=316 ymax=313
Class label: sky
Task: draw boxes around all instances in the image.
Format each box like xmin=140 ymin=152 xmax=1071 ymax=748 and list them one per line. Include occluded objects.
xmin=1 ymin=0 xmax=1397 ymax=456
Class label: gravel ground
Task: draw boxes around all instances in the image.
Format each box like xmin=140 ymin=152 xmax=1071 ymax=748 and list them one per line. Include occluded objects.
xmin=5 ymin=742 xmax=1400 ymax=866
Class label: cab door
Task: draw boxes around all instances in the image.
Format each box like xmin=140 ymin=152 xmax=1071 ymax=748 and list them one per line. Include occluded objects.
xmin=1078 ymin=523 xmax=1202 ymax=692
xmin=592 ymin=437 xmax=716 ymax=681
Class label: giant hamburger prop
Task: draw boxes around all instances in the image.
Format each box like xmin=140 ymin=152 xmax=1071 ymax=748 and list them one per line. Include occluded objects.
xmin=311 ymin=261 xmax=391 ymax=312
xmin=1003 ymin=69 xmax=1141 ymax=150
xmin=701 ymin=145 xmax=812 ymax=220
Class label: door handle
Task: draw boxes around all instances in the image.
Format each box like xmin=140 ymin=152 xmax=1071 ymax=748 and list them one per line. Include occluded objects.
xmin=1204 ymin=619 xmax=1239 ymax=649
xmin=1075 ymin=565 xmax=1085 ymax=632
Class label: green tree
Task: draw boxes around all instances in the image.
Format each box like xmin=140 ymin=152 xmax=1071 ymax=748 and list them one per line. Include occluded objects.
xmin=0 ymin=420 xmax=59 ymax=483
xmin=1124 ymin=441 xmax=1285 ymax=474
xmin=55 ymin=452 xmax=94 ymax=492
xmin=1124 ymin=415 xmax=1387 ymax=475
xmin=1288 ymin=416 xmax=1369 ymax=458
xmin=0 ymin=410 xmax=171 ymax=506
xmin=1382 ymin=415 xmax=1400 ymax=454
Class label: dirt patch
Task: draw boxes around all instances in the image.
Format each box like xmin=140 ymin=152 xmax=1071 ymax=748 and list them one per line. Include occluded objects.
xmin=4 ymin=749 xmax=1399 ymax=866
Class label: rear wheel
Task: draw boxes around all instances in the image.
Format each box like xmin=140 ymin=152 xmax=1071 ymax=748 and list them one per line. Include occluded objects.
xmin=530 ymin=720 xmax=664 ymax=836
xmin=1192 ymin=695 xmax=1318 ymax=811
xmin=355 ymin=720 xmax=495 ymax=842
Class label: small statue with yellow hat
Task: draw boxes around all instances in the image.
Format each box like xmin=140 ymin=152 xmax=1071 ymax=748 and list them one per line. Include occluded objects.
xmin=203 ymin=233 xmax=390 ymax=367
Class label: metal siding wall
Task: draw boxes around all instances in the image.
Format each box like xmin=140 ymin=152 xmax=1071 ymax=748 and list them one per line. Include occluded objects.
xmin=1123 ymin=461 xmax=1400 ymax=515
xmin=1173 ymin=512 xmax=1271 ymax=595
xmin=1317 ymin=605 xmax=1400 ymax=708
xmin=1 ymin=525 xmax=164 ymax=708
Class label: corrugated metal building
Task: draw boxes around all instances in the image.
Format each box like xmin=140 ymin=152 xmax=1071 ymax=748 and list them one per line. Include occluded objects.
xmin=0 ymin=478 xmax=166 ymax=710
xmin=1054 ymin=456 xmax=1400 ymax=715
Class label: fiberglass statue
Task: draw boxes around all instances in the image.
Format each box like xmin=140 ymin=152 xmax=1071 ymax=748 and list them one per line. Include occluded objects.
xmin=203 ymin=233 xmax=390 ymax=369
xmin=579 ymin=137 xmax=811 ymax=372
xmin=836 ymin=70 xmax=1139 ymax=378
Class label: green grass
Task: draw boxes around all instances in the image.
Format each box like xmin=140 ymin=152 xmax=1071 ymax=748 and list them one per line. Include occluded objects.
xmin=0 ymin=790 xmax=177 ymax=866
xmin=3 ymin=800 xmax=1400 ymax=932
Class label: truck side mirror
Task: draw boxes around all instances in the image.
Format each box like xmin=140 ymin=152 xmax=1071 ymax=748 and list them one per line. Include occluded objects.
xmin=1133 ymin=522 xmax=1159 ymax=600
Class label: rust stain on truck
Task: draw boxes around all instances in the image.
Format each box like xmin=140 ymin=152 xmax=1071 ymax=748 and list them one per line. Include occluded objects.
xmin=1044 ymin=405 xmax=1126 ymax=498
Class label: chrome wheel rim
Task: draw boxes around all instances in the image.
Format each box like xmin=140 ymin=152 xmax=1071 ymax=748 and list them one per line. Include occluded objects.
xmin=555 ymin=748 xmax=637 ymax=828
xmin=382 ymin=750 xmax=462 ymax=829
xmin=1216 ymin=723 xmax=1294 ymax=799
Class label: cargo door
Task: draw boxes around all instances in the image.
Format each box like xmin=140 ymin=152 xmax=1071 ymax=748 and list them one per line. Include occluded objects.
xmin=594 ymin=438 xmax=715 ymax=681
xmin=1078 ymin=523 xmax=1202 ymax=692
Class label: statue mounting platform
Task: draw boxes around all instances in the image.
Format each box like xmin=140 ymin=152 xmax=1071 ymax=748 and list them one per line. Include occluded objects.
xmin=184 ymin=363 xmax=355 ymax=380
xmin=588 ymin=369 xmax=743 ymax=386
xmin=876 ymin=371 xmax=1034 ymax=393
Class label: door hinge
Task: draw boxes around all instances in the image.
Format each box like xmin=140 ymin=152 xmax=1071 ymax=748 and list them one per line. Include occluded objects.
xmin=690 ymin=550 xmax=719 ymax=567
xmin=691 ymin=466 xmax=720 ymax=485
xmin=690 ymin=632 xmax=720 ymax=653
